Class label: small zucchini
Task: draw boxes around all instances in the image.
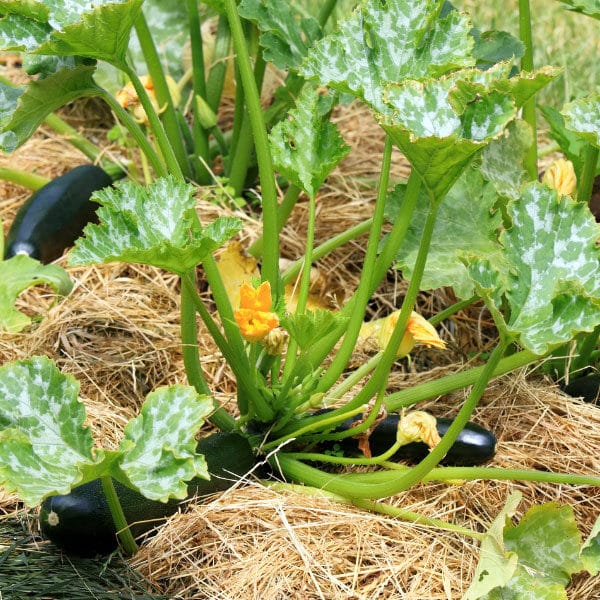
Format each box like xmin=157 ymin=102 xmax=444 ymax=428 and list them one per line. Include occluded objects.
xmin=39 ymin=432 xmax=256 ymax=556
xmin=5 ymin=164 xmax=112 ymax=264
xmin=314 ymin=411 xmax=497 ymax=466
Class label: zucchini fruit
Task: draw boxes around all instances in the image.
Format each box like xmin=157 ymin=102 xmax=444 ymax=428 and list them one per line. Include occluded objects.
xmin=39 ymin=432 xmax=256 ymax=556
xmin=5 ymin=165 xmax=112 ymax=264
xmin=316 ymin=412 xmax=497 ymax=466
xmin=562 ymin=374 xmax=600 ymax=404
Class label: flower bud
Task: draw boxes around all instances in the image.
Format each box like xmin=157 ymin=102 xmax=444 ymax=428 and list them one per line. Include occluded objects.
xmin=542 ymin=158 xmax=576 ymax=197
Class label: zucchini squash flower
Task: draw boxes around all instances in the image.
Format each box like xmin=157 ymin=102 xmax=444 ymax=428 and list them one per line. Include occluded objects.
xmin=359 ymin=310 xmax=446 ymax=358
xmin=396 ymin=411 xmax=441 ymax=449
xmin=234 ymin=281 xmax=279 ymax=343
xmin=116 ymin=75 xmax=181 ymax=125
xmin=542 ymin=158 xmax=576 ymax=197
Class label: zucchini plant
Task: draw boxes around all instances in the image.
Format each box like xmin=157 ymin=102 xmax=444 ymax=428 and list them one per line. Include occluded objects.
xmin=1 ymin=0 xmax=600 ymax=595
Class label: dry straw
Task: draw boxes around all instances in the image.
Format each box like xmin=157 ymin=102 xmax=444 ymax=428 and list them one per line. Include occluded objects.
xmin=0 ymin=94 xmax=599 ymax=599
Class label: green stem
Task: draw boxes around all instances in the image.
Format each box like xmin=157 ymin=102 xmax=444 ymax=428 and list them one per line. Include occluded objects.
xmin=330 ymin=463 xmax=600 ymax=488
xmin=384 ymin=348 xmax=539 ymax=412
xmin=223 ymin=0 xmax=279 ymax=297
xmin=205 ymin=16 xmax=232 ymax=112
xmin=315 ymin=137 xmax=394 ymax=394
xmin=180 ymin=272 xmax=235 ymax=431
xmin=265 ymin=481 xmax=482 ymax=540
xmin=283 ymin=194 xmax=317 ymax=378
xmin=577 ymin=145 xmax=599 ymax=204
xmin=185 ymin=0 xmax=211 ymax=184
xmin=43 ymin=113 xmax=124 ymax=179
xmin=429 ymin=295 xmax=478 ymax=326
xmin=0 ymin=167 xmax=49 ymax=190
xmin=182 ymin=273 xmax=274 ymax=422
xmin=281 ymin=218 xmax=372 ymax=284
xmin=328 ymin=353 xmax=382 ymax=400
xmin=100 ymin=476 xmax=139 ymax=556
xmin=519 ymin=0 xmax=538 ymax=179
xmin=248 ymin=185 xmax=303 ymax=258
xmin=99 ymin=90 xmax=167 ymax=177
xmin=134 ymin=14 xmax=191 ymax=178
xmin=122 ymin=66 xmax=183 ymax=179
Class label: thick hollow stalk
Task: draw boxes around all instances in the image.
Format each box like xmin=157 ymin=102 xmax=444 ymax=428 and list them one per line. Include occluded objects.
xmin=100 ymin=476 xmax=139 ymax=556
xmin=314 ymin=137 xmax=394 ymax=394
xmin=205 ymin=16 xmax=232 ymax=113
xmin=99 ymin=90 xmax=167 ymax=177
xmin=518 ymin=0 xmax=538 ymax=179
xmin=122 ymin=66 xmax=183 ymax=179
xmin=0 ymin=167 xmax=49 ymax=190
xmin=283 ymin=194 xmax=317 ymax=377
xmin=185 ymin=0 xmax=211 ymax=184
xmin=180 ymin=272 xmax=236 ymax=431
xmin=134 ymin=14 xmax=191 ymax=179
xmin=384 ymin=348 xmax=539 ymax=412
xmin=577 ymin=145 xmax=599 ymax=204
xmin=223 ymin=0 xmax=279 ymax=296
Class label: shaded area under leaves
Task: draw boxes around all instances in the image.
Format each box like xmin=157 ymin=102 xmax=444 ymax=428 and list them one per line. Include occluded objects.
xmin=0 ymin=515 xmax=165 ymax=600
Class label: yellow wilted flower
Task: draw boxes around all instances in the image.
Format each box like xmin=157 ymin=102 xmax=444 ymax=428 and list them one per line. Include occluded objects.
xmin=396 ymin=411 xmax=441 ymax=449
xmin=115 ymin=75 xmax=181 ymax=125
xmin=542 ymin=158 xmax=577 ymax=197
xmin=359 ymin=310 xmax=446 ymax=358
xmin=234 ymin=282 xmax=279 ymax=342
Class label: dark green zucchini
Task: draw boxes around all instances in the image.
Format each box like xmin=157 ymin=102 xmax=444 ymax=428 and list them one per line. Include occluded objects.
xmin=39 ymin=432 xmax=256 ymax=556
xmin=562 ymin=374 xmax=600 ymax=404
xmin=5 ymin=164 xmax=112 ymax=264
xmin=314 ymin=412 xmax=496 ymax=466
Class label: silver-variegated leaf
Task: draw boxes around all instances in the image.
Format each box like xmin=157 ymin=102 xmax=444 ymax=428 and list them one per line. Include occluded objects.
xmin=467 ymin=182 xmax=600 ymax=355
xmin=562 ymin=94 xmax=600 ymax=148
xmin=0 ymin=356 xmax=97 ymax=505
xmin=68 ymin=176 xmax=243 ymax=274
xmin=300 ymin=0 xmax=475 ymax=115
xmin=118 ymin=385 xmax=212 ymax=502
xmin=269 ymin=87 xmax=349 ymax=197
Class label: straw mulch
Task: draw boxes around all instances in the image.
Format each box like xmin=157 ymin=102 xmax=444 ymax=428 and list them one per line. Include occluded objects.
xmin=1 ymin=94 xmax=600 ymax=599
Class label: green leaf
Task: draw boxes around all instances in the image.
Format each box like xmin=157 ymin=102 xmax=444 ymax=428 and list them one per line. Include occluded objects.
xmin=36 ymin=1 xmax=144 ymax=67
xmin=470 ymin=29 xmax=524 ymax=71
xmin=282 ymin=309 xmax=347 ymax=351
xmin=581 ymin=514 xmax=600 ymax=575
xmin=481 ymin=119 xmax=534 ymax=199
xmin=269 ymin=87 xmax=350 ymax=197
xmin=467 ymin=182 xmax=600 ymax=354
xmin=562 ymin=94 xmax=600 ymax=148
xmin=0 ymin=356 xmax=97 ymax=505
xmin=117 ymin=385 xmax=212 ymax=502
xmin=483 ymin=569 xmax=567 ymax=600
xmin=68 ymin=176 xmax=243 ymax=274
xmin=390 ymin=168 xmax=504 ymax=298
xmin=238 ymin=0 xmax=322 ymax=71
xmin=504 ymin=503 xmax=584 ymax=586
xmin=464 ymin=492 xmax=522 ymax=599
xmin=539 ymin=105 xmax=593 ymax=177
xmin=0 ymin=65 xmax=100 ymax=153
xmin=0 ymin=13 xmax=52 ymax=51
xmin=557 ymin=0 xmax=600 ymax=19
xmin=0 ymin=254 xmax=73 ymax=333
xmin=300 ymin=0 xmax=475 ymax=114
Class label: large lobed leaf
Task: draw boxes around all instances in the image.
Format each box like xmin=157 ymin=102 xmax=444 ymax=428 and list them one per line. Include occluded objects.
xmin=467 ymin=498 xmax=590 ymax=599
xmin=238 ymin=0 xmax=322 ymax=71
xmin=269 ymin=87 xmax=350 ymax=197
xmin=0 ymin=65 xmax=100 ymax=153
xmin=68 ymin=176 xmax=242 ymax=274
xmin=300 ymin=0 xmax=475 ymax=115
xmin=0 ymin=0 xmax=143 ymax=68
xmin=562 ymin=94 xmax=600 ymax=148
xmin=0 ymin=356 xmax=97 ymax=505
xmin=118 ymin=386 xmax=212 ymax=502
xmin=0 ymin=254 xmax=73 ymax=333
xmin=557 ymin=0 xmax=600 ymax=19
xmin=467 ymin=181 xmax=600 ymax=355
xmin=389 ymin=168 xmax=505 ymax=299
